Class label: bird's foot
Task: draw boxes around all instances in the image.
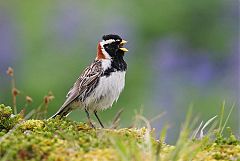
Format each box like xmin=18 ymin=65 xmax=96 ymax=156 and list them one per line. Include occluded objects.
xmin=88 ymin=120 xmax=96 ymax=129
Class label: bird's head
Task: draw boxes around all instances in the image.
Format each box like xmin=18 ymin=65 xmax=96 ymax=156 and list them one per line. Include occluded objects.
xmin=97 ymin=34 xmax=128 ymax=60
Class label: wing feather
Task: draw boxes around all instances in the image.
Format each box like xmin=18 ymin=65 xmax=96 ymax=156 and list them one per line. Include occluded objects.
xmin=58 ymin=60 xmax=103 ymax=111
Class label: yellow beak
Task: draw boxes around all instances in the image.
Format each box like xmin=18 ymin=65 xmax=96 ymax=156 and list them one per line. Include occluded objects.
xmin=120 ymin=39 xmax=128 ymax=45
xmin=119 ymin=48 xmax=128 ymax=52
xmin=119 ymin=39 xmax=128 ymax=52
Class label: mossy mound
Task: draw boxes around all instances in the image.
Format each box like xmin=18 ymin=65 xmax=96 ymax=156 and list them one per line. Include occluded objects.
xmin=0 ymin=104 xmax=162 ymax=161
xmin=0 ymin=104 xmax=239 ymax=161
xmin=0 ymin=118 xmax=149 ymax=161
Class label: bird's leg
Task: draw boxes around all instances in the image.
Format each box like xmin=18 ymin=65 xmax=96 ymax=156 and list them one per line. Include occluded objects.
xmin=85 ymin=109 xmax=95 ymax=128
xmin=94 ymin=110 xmax=104 ymax=128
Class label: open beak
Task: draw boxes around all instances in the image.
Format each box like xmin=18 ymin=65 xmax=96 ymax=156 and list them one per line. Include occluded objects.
xmin=119 ymin=40 xmax=128 ymax=52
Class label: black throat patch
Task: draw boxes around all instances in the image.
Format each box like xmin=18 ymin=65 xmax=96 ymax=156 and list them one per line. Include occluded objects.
xmin=103 ymin=57 xmax=127 ymax=77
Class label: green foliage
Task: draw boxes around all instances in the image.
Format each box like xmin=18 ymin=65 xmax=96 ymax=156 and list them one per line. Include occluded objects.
xmin=0 ymin=104 xmax=23 ymax=136
xmin=215 ymin=128 xmax=240 ymax=146
xmin=0 ymin=105 xmax=155 ymax=160
xmin=0 ymin=105 xmax=239 ymax=161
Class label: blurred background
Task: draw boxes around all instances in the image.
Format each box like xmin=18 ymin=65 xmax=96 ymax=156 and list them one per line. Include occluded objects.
xmin=0 ymin=0 xmax=239 ymax=143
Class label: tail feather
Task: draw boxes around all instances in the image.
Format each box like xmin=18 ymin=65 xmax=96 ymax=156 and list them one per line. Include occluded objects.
xmin=49 ymin=106 xmax=72 ymax=119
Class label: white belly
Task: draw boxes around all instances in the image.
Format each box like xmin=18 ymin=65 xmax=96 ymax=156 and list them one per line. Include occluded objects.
xmin=84 ymin=71 xmax=126 ymax=111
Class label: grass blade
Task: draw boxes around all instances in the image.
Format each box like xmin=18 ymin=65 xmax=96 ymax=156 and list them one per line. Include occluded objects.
xmin=220 ymin=103 xmax=235 ymax=135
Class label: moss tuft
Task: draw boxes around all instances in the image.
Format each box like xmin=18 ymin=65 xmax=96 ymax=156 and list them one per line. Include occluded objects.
xmin=0 ymin=104 xmax=23 ymax=136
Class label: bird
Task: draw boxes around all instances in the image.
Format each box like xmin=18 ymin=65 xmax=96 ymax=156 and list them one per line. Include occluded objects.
xmin=50 ymin=34 xmax=128 ymax=128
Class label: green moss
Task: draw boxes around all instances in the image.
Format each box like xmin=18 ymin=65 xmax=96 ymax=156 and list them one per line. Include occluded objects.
xmin=0 ymin=118 xmax=150 ymax=160
xmin=194 ymin=144 xmax=240 ymax=160
xmin=0 ymin=104 xmax=239 ymax=161
xmin=0 ymin=104 xmax=23 ymax=136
